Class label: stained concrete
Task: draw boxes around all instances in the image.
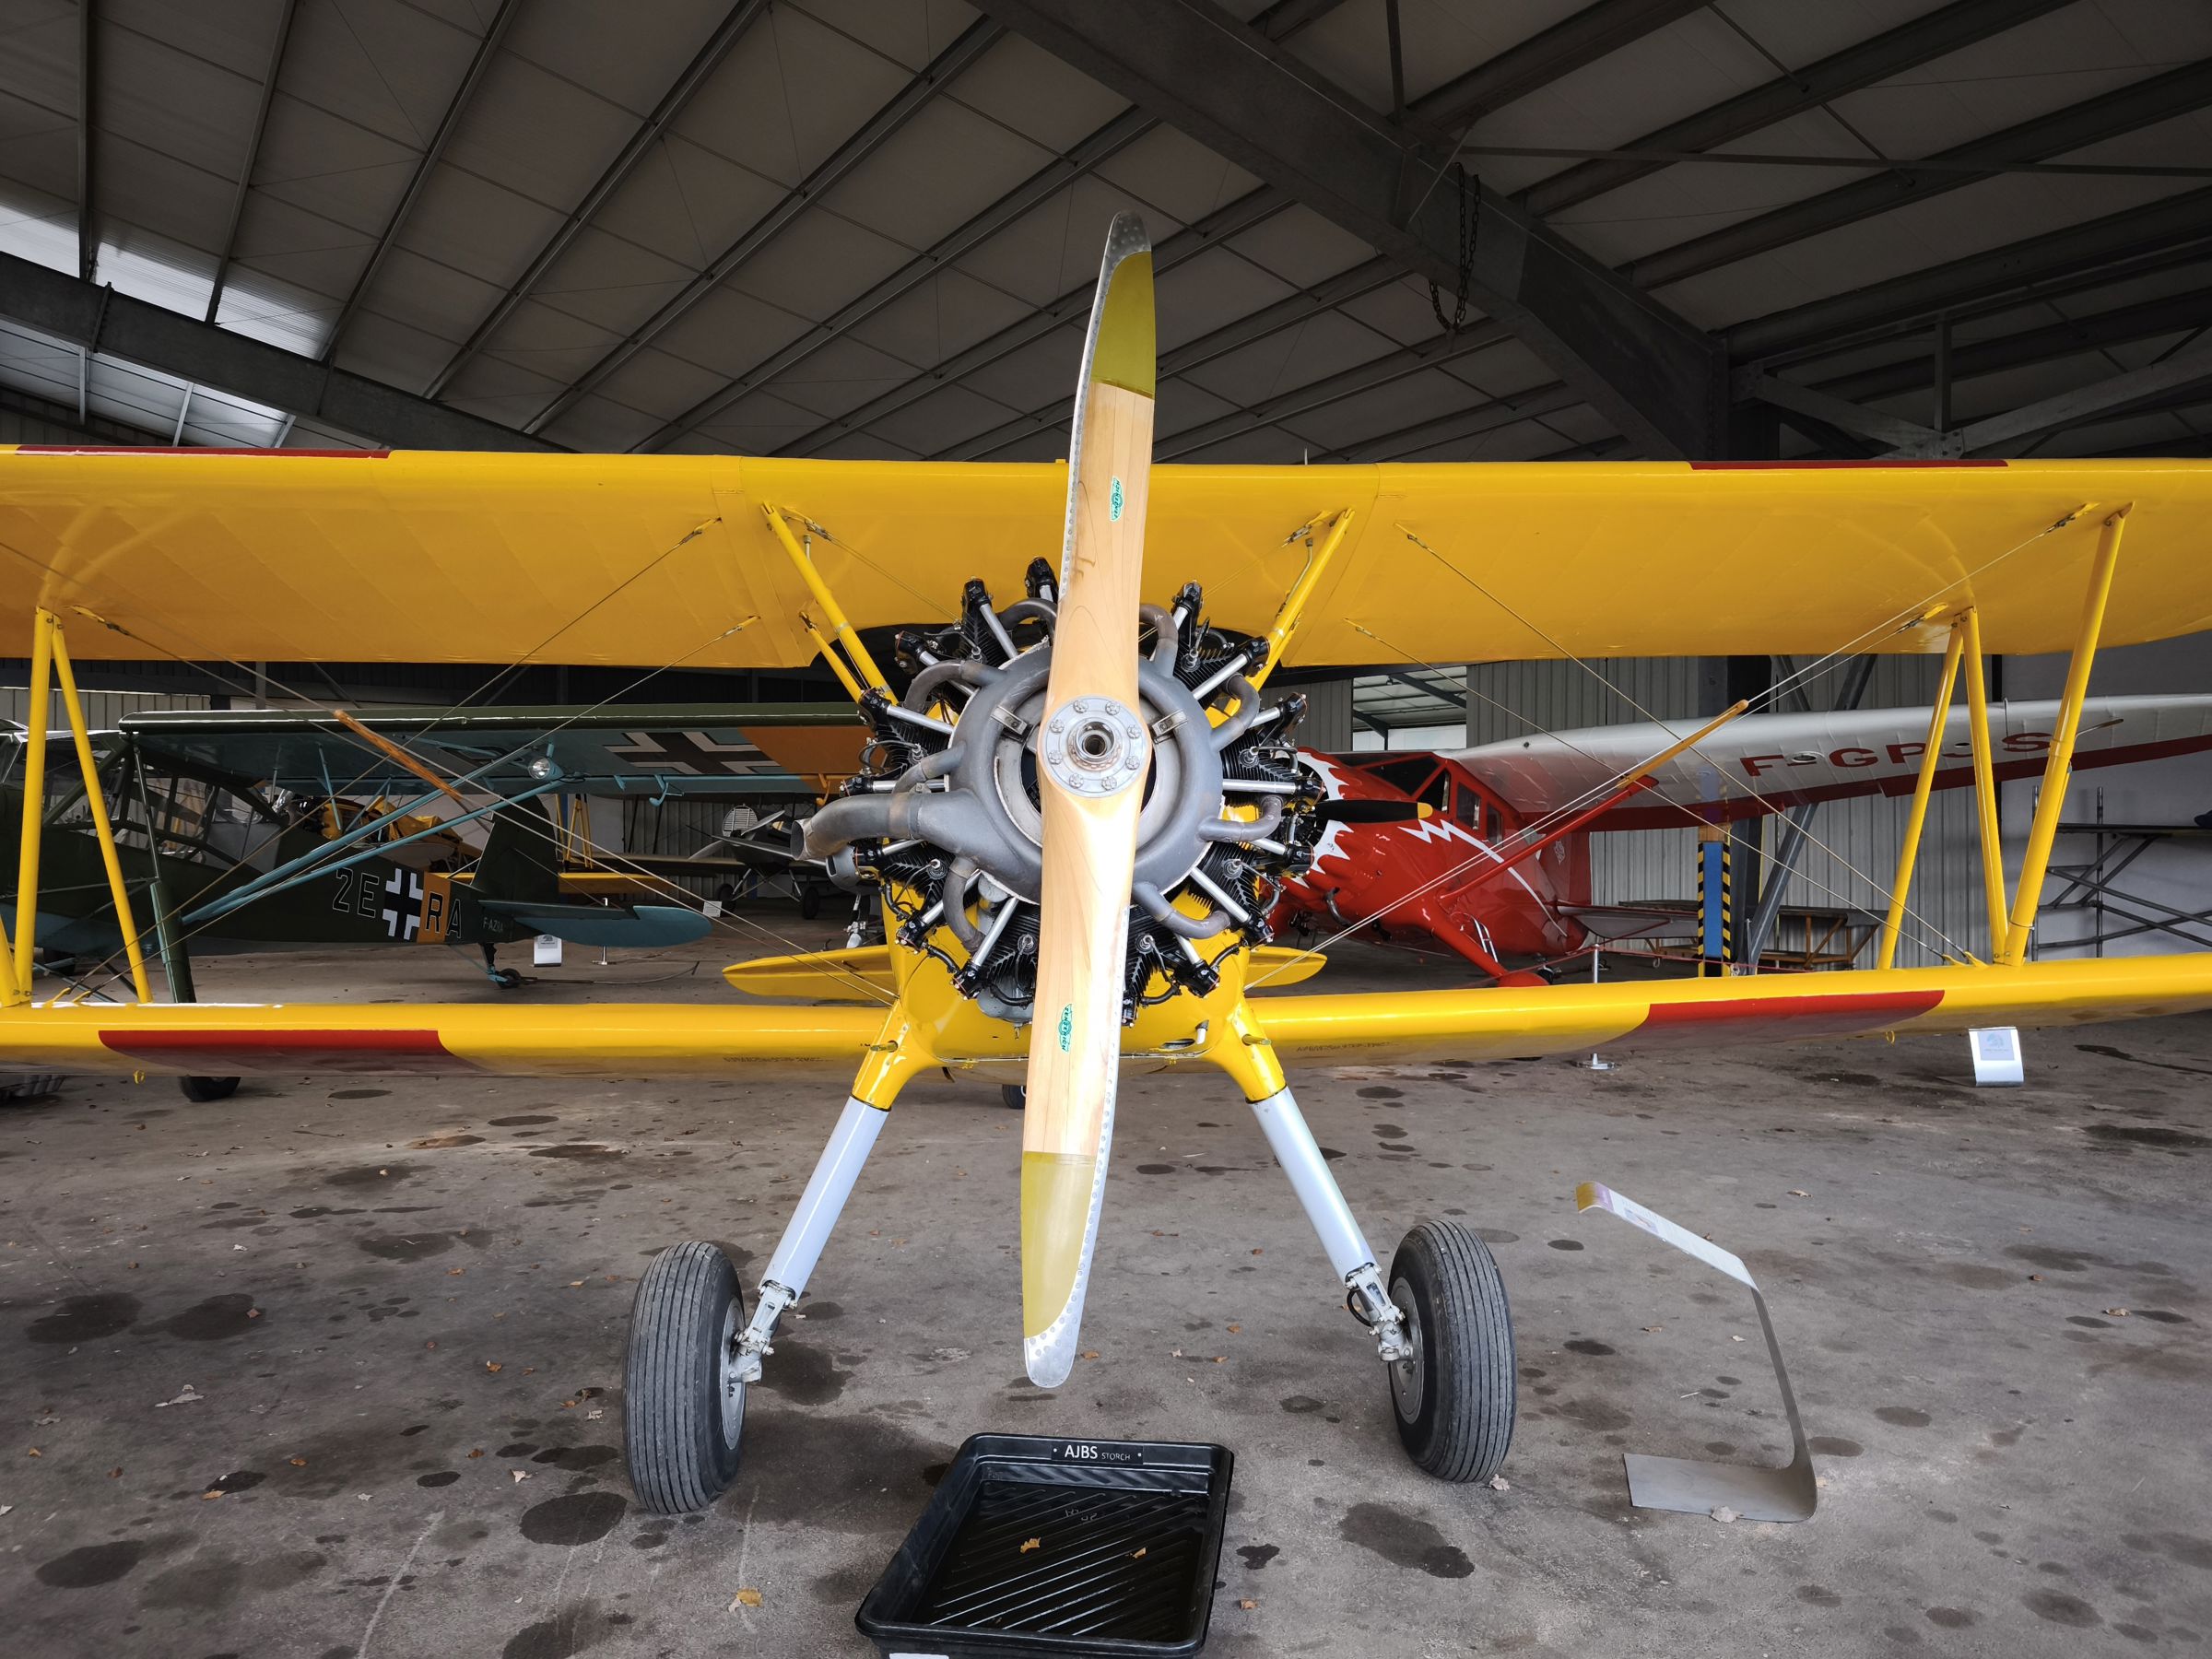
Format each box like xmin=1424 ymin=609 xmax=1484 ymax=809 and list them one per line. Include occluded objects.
xmin=3 ymin=935 xmax=2209 ymax=1656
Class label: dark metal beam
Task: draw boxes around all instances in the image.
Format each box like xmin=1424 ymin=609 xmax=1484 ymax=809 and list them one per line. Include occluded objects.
xmin=1420 ymin=0 xmax=1707 ymax=131
xmin=1524 ymin=0 xmax=2072 ymax=218
xmin=0 ymin=382 xmax=169 ymax=446
xmin=205 ymin=0 xmax=299 ymax=324
xmin=424 ymin=0 xmax=770 ymax=399
xmin=1727 ymin=186 xmax=2212 ymax=361
xmin=1628 ymin=59 xmax=2212 ymax=293
xmin=1809 ymin=289 xmax=2212 ymax=408
xmin=76 ymin=0 xmax=96 ymax=282
xmin=978 ymin=0 xmax=1725 ymax=456
xmin=324 ymin=0 xmax=524 ymax=362
xmin=1253 ymin=0 xmax=1353 ymax=41
xmin=642 ymin=108 xmax=1159 ymax=452
xmin=526 ymin=18 xmax=1005 ymax=437
xmin=1151 ymin=323 xmax=1511 ymax=461
xmin=1372 ymin=667 xmax=1466 ymax=716
xmin=740 ymin=2 xmax=1677 ymax=461
xmin=939 ymin=248 xmax=1432 ymax=460
xmin=0 ymin=251 xmax=559 ymax=450
xmin=1328 ymin=380 xmax=1583 ymax=463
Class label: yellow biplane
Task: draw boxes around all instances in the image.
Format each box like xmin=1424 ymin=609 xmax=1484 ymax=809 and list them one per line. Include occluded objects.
xmin=6 ymin=215 xmax=2212 ymax=1515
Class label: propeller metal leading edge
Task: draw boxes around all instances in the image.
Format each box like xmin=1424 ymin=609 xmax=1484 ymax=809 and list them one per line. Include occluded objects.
xmin=1019 ymin=212 xmax=1156 ymax=1389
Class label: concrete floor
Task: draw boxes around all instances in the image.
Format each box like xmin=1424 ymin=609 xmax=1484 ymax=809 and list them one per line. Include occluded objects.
xmin=3 ymin=928 xmax=2209 ymax=1658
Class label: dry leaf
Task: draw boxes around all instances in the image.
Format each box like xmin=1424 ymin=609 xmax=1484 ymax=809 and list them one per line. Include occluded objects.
xmin=2029 ymin=1274 xmax=2044 ymax=1282
xmin=1020 ymin=1538 xmax=1041 ymax=1554
xmin=1132 ymin=1547 xmax=1147 ymax=1559
xmin=1209 ymin=1356 xmax=1225 ymax=1364
xmin=246 ymin=1308 xmax=262 ymax=1319
xmin=2104 ymin=1307 xmax=2130 ymax=1317
xmin=1488 ymin=1475 xmax=1510 ymax=1491
xmin=25 ymin=1448 xmax=41 ymax=1458
xmin=425 ymin=1340 xmax=437 ymax=1350
xmin=1250 ymin=1248 xmax=1264 ymax=1256
xmin=107 ymin=1467 xmax=123 ymax=1478
xmin=1641 ymin=1325 xmax=1664 ymax=1333
xmin=1710 ymin=1505 xmax=1739 ymax=1524
xmin=1787 ymin=1189 xmax=1808 ymax=1198
xmin=585 ymin=1408 xmax=603 ymax=1420
xmin=467 ymin=1448 xmax=485 ymax=1459
xmin=485 ymin=1361 xmax=502 ymax=1372
xmin=511 ymin=1470 xmax=531 ymax=1483
xmin=1729 ymin=1335 xmax=1745 ymax=1342
xmin=1238 ymin=1598 xmax=1257 ymax=1610
xmin=1227 ymin=1324 xmax=1241 ymax=1334
xmin=568 ymin=1280 xmax=585 ymax=1288
xmin=200 ymin=1490 xmax=223 ymax=1500
xmin=447 ymin=1268 xmax=465 ymax=1277
xmin=1079 ymin=1350 xmax=1100 ymax=1360
xmin=288 ymin=1456 xmax=308 ymax=1467
xmin=731 ymin=1588 xmax=763 ymax=1610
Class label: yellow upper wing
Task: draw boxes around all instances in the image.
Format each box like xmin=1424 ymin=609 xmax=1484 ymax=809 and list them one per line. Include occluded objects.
xmin=4 ymin=449 xmax=2208 ymax=669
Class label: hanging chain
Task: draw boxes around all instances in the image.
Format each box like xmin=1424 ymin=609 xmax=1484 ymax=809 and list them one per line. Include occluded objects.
xmin=1427 ymin=163 xmax=1478 ymax=335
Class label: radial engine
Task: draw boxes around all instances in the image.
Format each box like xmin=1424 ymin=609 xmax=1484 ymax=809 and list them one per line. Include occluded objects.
xmin=804 ymin=560 xmax=1319 ymax=1018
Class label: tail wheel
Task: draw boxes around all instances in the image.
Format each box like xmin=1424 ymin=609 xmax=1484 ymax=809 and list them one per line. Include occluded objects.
xmin=1386 ymin=1220 xmax=1515 ymax=1482
xmin=180 ymin=1076 xmax=240 ymax=1103
xmin=625 ymin=1241 xmax=747 ymax=1515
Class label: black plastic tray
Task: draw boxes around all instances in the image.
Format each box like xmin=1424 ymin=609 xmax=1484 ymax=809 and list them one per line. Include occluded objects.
xmin=856 ymin=1433 xmax=1234 ymax=1658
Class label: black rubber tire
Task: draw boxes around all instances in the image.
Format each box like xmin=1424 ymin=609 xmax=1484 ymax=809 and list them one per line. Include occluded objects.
xmin=799 ymin=885 xmax=822 ymax=920
xmin=1386 ymin=1220 xmax=1515 ymax=1482
xmin=999 ymin=1083 xmax=1027 ymax=1111
xmin=625 ymin=1240 xmax=747 ymax=1515
xmin=179 ymin=1076 xmax=240 ymax=1103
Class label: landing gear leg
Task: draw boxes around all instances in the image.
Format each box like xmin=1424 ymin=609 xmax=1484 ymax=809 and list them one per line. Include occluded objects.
xmin=1214 ymin=1003 xmax=1514 ymax=1483
xmin=624 ymin=1016 xmax=919 ymax=1514
xmin=481 ymin=943 xmax=523 ymax=990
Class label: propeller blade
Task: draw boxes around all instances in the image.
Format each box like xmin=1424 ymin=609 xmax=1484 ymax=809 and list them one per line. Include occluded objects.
xmin=1020 ymin=212 xmax=1155 ymax=1389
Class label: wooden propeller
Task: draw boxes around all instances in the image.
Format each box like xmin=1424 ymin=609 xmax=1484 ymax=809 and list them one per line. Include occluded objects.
xmin=1020 ymin=213 xmax=1156 ymax=1389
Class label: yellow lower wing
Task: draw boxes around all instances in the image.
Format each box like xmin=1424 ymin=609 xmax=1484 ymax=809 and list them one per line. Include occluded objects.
xmin=1256 ymin=953 xmax=2212 ymax=1062
xmin=3 ymin=957 xmax=2206 ymax=1079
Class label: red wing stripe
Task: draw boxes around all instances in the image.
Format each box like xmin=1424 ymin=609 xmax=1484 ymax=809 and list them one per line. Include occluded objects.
xmin=15 ymin=445 xmax=391 ymax=457
xmin=1624 ymin=991 xmax=1944 ymax=1047
xmin=1687 ymin=459 xmax=2007 ymax=470
xmin=99 ymin=1029 xmax=466 ymax=1073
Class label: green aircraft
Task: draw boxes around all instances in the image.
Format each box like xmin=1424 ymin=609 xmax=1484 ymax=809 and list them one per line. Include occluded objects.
xmin=2 ymin=702 xmax=861 ymax=1096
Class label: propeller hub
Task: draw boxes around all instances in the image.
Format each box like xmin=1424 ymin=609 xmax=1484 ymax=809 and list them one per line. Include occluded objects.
xmin=1042 ymin=699 xmax=1146 ymax=796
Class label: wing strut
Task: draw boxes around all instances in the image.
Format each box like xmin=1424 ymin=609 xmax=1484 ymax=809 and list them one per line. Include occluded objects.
xmin=9 ymin=607 xmax=154 ymax=1004
xmin=2000 ymin=505 xmax=2130 ymax=965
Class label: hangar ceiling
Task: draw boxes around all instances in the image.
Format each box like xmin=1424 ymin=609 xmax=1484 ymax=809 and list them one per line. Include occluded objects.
xmin=0 ymin=0 xmax=2205 ymax=468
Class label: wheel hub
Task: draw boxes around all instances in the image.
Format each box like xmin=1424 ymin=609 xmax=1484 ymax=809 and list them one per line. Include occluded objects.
xmin=1387 ymin=1275 xmax=1426 ymax=1423
xmin=717 ymin=1300 xmax=746 ymax=1443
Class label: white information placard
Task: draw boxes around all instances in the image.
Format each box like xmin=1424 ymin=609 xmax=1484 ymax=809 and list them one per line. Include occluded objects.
xmin=532 ymin=934 xmax=564 ymax=967
xmin=1969 ymin=1026 xmax=2024 ymax=1087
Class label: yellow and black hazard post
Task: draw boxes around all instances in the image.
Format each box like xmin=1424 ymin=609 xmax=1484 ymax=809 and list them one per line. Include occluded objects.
xmin=1698 ymin=824 xmax=1730 ymax=976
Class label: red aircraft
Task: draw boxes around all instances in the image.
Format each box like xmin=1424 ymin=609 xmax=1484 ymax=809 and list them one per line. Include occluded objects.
xmin=1275 ymin=694 xmax=2212 ymax=982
